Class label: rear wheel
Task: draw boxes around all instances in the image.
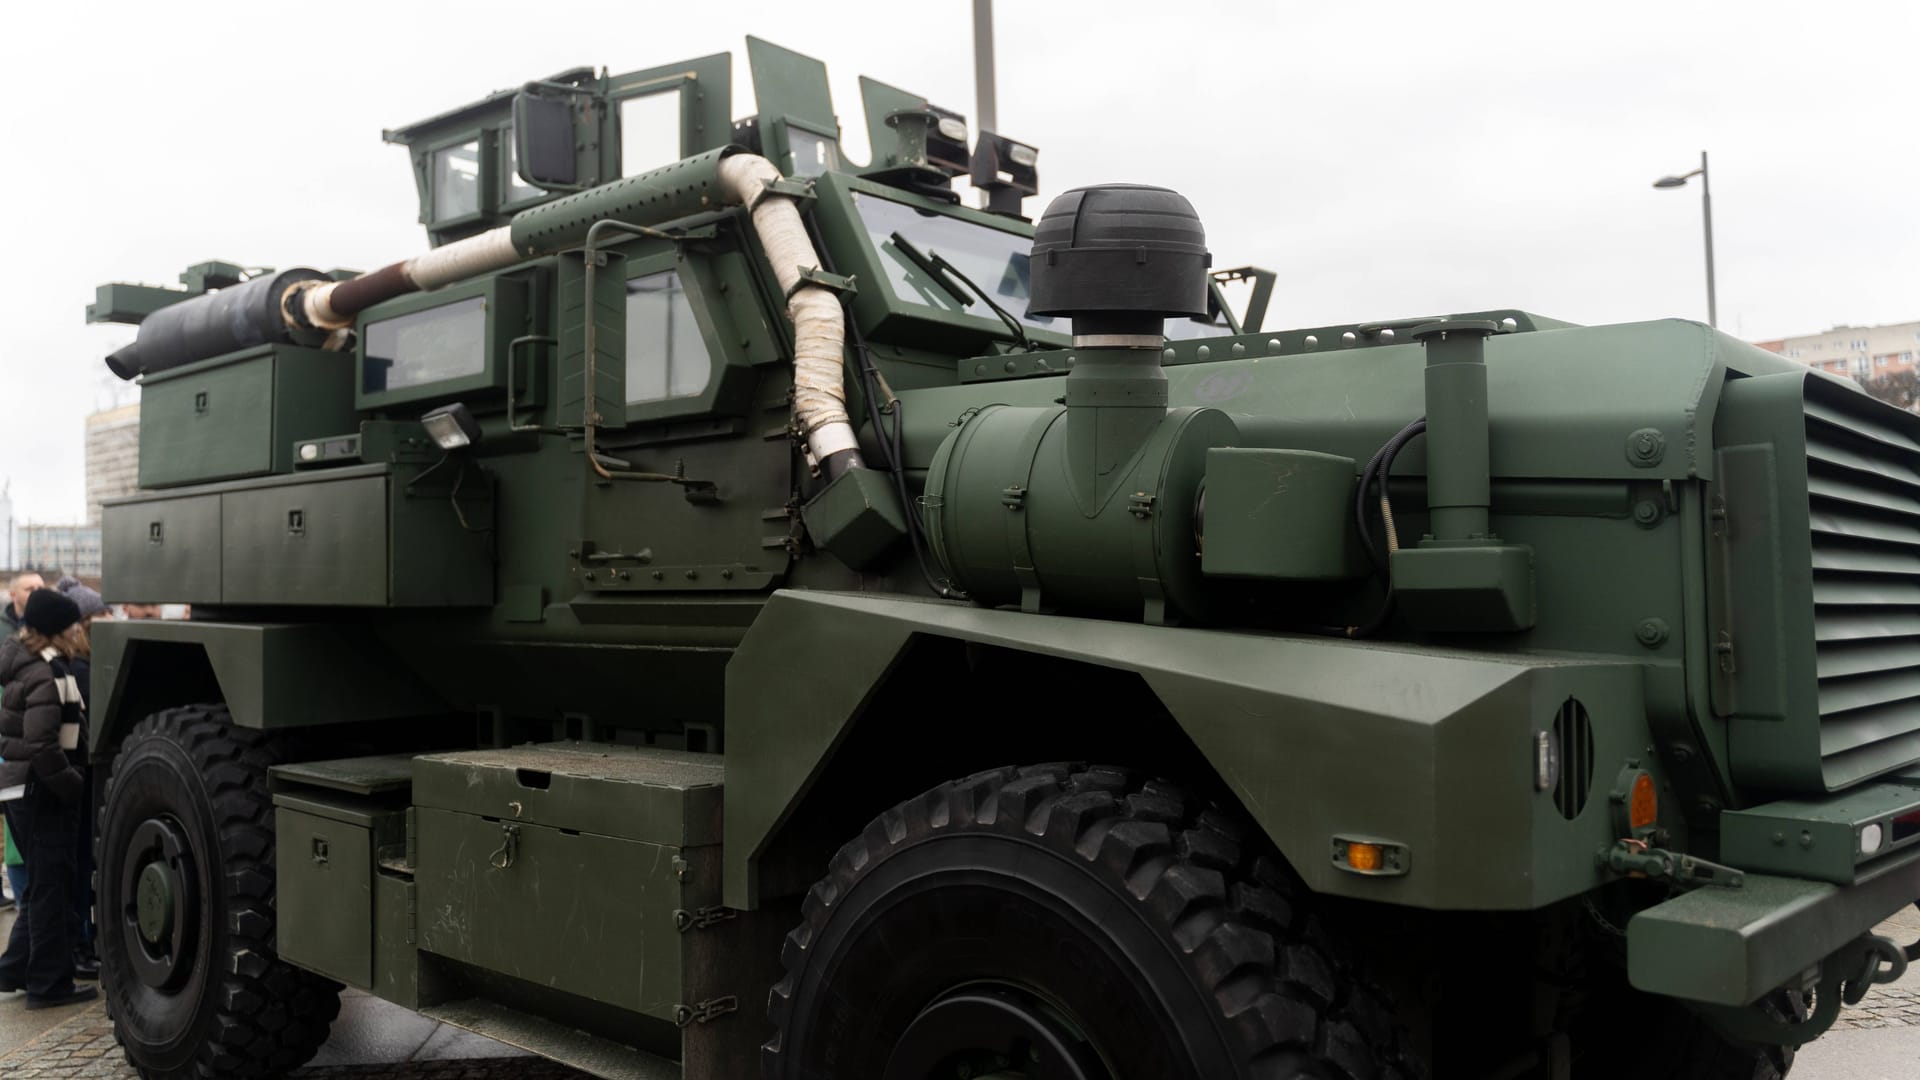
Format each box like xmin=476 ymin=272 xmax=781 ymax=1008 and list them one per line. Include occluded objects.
xmin=763 ymin=763 xmax=1423 ymax=1080
xmin=97 ymin=705 xmax=341 ymax=1079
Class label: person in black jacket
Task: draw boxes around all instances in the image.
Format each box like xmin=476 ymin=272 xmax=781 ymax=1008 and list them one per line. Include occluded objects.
xmin=0 ymin=589 xmax=95 ymax=1008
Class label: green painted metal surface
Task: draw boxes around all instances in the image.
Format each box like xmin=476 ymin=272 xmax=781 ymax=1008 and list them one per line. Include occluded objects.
xmin=723 ymin=588 xmax=1648 ymax=912
xmin=272 ymin=792 xmax=401 ymax=989
xmin=1627 ymin=841 xmax=1920 ymax=1005
xmin=1720 ymin=778 xmax=1920 ymax=884
xmin=101 ymin=491 xmax=222 ymax=603
xmin=1712 ymin=370 xmax=1920 ymax=792
xmin=1200 ymin=448 xmax=1365 ymax=581
xmin=89 ymin=619 xmax=447 ymax=743
xmin=137 ymin=344 xmax=356 ymax=488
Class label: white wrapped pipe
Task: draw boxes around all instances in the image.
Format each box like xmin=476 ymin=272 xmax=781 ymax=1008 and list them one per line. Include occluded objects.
xmin=718 ymin=154 xmax=863 ymax=471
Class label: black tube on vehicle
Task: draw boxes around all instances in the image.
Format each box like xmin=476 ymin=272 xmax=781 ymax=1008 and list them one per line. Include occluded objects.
xmin=105 ymin=268 xmax=331 ymax=380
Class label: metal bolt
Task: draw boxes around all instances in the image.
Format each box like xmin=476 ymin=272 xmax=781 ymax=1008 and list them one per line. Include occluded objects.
xmin=1626 ymin=427 xmax=1667 ymax=467
xmin=1379 ymin=328 xmax=1396 ymax=342
xmin=1267 ymin=338 xmax=1283 ymax=352
xmin=1632 ymin=501 xmax=1662 ymax=527
xmin=1004 ymin=360 xmax=1017 ymax=373
xmin=583 ymin=571 xmax=594 ymax=581
xmin=1635 ymin=618 xmax=1670 ymax=648
xmin=1196 ymin=345 xmax=1210 ymax=361
xmin=685 ymin=570 xmax=699 ymax=581
xmin=651 ymin=571 xmax=664 ymax=581
xmin=1304 ymin=335 xmax=1319 ymax=350
xmin=1231 ymin=342 xmax=1247 ymax=357
xmin=1342 ymin=331 xmax=1357 ymax=345
xmin=1799 ymin=830 xmax=1814 ymax=848
xmin=721 ymin=568 xmax=734 ymax=580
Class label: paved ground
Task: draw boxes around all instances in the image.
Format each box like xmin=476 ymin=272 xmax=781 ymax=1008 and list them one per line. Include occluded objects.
xmin=0 ymin=905 xmax=588 ymax=1079
xmin=3 ymin=901 xmax=1916 ymax=1077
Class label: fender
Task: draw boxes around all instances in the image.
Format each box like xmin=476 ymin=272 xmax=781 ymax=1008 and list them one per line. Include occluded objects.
xmin=89 ymin=619 xmax=447 ymax=751
xmin=724 ymin=589 xmax=1651 ymax=912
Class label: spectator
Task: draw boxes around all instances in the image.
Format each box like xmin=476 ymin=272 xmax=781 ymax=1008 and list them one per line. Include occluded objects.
xmin=0 ymin=589 xmax=96 ymax=1008
xmin=120 ymin=603 xmax=162 ymax=620
xmin=52 ymin=580 xmax=107 ymax=979
xmin=3 ymin=573 xmax=45 ymax=634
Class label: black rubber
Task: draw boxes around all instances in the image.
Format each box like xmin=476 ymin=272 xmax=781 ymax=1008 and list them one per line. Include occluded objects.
xmin=1576 ymin=982 xmax=1800 ymax=1079
xmin=96 ymin=705 xmax=341 ymax=1079
xmin=763 ymin=763 xmax=1424 ymax=1080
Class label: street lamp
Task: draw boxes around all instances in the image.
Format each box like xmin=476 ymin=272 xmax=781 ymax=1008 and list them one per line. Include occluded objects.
xmin=1652 ymin=151 xmax=1717 ymax=328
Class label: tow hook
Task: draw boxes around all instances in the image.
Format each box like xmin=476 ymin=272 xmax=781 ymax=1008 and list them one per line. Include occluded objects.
xmin=1599 ymin=838 xmax=1745 ymax=888
xmin=1697 ymin=933 xmax=1907 ymax=1047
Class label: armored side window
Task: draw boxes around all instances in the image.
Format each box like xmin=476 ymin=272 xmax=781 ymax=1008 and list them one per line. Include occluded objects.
xmin=625 ymin=271 xmax=711 ymax=405
xmin=432 ymin=139 xmax=482 ymax=222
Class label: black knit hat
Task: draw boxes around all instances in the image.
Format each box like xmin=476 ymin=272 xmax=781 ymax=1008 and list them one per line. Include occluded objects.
xmin=21 ymin=589 xmax=82 ymax=637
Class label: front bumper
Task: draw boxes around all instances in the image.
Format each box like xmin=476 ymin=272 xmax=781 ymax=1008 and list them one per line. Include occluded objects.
xmin=1628 ymin=834 xmax=1920 ymax=1006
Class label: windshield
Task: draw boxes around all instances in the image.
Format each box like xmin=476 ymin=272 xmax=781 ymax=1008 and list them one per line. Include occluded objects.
xmin=852 ymin=191 xmax=1232 ymax=340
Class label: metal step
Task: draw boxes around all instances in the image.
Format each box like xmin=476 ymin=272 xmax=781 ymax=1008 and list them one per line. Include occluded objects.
xmin=420 ymin=998 xmax=682 ymax=1080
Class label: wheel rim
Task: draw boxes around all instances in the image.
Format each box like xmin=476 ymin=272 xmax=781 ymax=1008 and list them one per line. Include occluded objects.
xmin=883 ymin=986 xmax=1113 ymax=1080
xmin=120 ymin=816 xmax=200 ymax=990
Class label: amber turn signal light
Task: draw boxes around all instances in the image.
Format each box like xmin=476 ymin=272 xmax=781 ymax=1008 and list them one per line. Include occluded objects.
xmin=1628 ymin=772 xmax=1658 ymax=832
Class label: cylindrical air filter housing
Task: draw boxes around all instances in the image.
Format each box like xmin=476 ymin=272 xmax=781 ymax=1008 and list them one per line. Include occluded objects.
xmin=1029 ymin=183 xmax=1210 ymax=338
xmin=106 ymin=268 xmax=331 ymax=379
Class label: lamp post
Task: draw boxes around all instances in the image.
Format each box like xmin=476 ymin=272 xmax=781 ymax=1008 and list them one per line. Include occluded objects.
xmin=1653 ymin=151 xmax=1717 ymax=328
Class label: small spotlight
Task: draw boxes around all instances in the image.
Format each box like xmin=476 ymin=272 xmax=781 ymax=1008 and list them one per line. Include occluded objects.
xmin=421 ymin=402 xmax=481 ymax=450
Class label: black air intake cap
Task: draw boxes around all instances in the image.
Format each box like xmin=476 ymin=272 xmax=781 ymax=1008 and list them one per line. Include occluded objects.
xmin=1029 ymin=184 xmax=1210 ymax=331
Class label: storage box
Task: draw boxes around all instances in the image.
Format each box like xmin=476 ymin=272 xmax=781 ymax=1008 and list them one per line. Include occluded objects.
xmin=138 ymin=344 xmax=356 ymax=488
xmin=410 ymin=743 xmax=723 ymax=1020
xmin=102 ymin=463 xmax=493 ymax=606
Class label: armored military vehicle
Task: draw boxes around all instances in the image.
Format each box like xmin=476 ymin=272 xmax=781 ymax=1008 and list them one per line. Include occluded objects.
xmin=84 ymin=35 xmax=1920 ymax=1080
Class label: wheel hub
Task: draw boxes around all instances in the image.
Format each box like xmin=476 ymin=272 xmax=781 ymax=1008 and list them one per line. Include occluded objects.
xmin=883 ymin=988 xmax=1112 ymax=1080
xmin=135 ymin=862 xmax=178 ymax=945
xmin=120 ymin=817 xmax=200 ymax=990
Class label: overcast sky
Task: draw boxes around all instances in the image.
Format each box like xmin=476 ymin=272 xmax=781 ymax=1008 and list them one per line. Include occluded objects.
xmin=2 ymin=0 xmax=1914 ymax=524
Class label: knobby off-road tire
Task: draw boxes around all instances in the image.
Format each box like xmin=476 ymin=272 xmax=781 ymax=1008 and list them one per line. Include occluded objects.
xmin=764 ymin=763 xmax=1425 ymax=1080
xmin=96 ymin=705 xmax=342 ymax=1079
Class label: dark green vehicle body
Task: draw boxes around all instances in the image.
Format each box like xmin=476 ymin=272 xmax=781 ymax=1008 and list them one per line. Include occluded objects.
xmin=84 ymin=36 xmax=1920 ymax=1079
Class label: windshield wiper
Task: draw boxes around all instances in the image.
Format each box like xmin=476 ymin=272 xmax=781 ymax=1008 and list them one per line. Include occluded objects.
xmin=889 ymin=231 xmax=1034 ymax=352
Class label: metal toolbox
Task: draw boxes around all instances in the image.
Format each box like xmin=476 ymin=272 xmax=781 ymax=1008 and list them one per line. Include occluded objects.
xmin=138 ymin=344 xmax=355 ymax=488
xmin=102 ymin=463 xmax=492 ymax=607
xmin=409 ymin=744 xmax=723 ymax=1021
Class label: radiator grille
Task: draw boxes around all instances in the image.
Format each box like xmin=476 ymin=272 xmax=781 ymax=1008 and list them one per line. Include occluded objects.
xmin=1804 ymin=389 xmax=1920 ymax=785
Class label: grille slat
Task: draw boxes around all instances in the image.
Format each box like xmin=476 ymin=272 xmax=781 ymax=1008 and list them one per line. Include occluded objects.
xmin=1806 ymin=441 xmax=1920 ymax=494
xmin=1806 ymin=400 xmax=1920 ymax=456
xmin=1815 ymin=609 xmax=1920 ymax=642
xmin=1817 ymin=636 xmax=1920 ymax=679
xmin=1813 ymin=575 xmax=1920 ymax=606
xmin=1808 ymin=385 xmax=1920 ymax=788
xmin=1816 ymin=667 xmax=1920 ymax=715
xmin=1808 ymin=469 xmax=1920 ymax=520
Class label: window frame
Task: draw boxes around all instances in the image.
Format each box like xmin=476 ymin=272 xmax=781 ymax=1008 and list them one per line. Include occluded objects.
xmin=355 ymin=274 xmax=529 ymax=411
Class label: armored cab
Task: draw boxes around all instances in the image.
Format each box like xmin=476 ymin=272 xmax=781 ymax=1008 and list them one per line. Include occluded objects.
xmin=80 ymin=34 xmax=1920 ymax=1080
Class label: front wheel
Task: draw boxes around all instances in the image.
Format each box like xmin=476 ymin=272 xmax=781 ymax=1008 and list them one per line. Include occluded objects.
xmin=763 ymin=763 xmax=1423 ymax=1080
xmin=96 ymin=705 xmax=341 ymax=1079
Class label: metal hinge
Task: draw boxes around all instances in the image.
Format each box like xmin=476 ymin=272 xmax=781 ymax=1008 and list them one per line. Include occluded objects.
xmin=673 ymin=995 xmax=738 ymax=1027
xmin=1715 ymin=631 xmax=1737 ymax=674
xmin=1128 ymin=493 xmax=1156 ymax=519
xmin=1001 ymin=484 xmax=1027 ymax=510
xmin=405 ymin=886 xmax=417 ymax=945
xmin=673 ymin=906 xmax=738 ymax=933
